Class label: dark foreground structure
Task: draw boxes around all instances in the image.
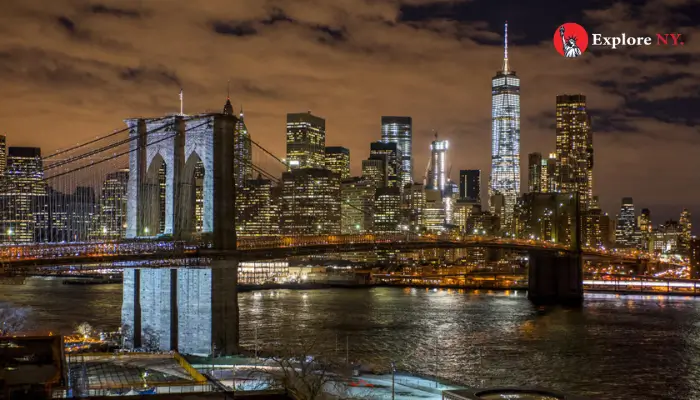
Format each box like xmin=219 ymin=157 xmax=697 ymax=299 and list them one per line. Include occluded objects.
xmin=443 ymin=387 xmax=589 ymax=400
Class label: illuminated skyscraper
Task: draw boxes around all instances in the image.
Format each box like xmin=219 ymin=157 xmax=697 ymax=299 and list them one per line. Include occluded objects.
xmin=369 ymin=142 xmax=401 ymax=189
xmin=341 ymin=177 xmax=375 ymax=233
xmin=402 ymin=183 xmax=425 ymax=232
xmin=381 ymin=116 xmax=413 ymax=186
xmin=555 ymin=94 xmax=593 ymax=210
xmin=459 ymin=170 xmax=480 ymax=203
xmin=637 ymin=208 xmax=651 ymax=249
xmin=427 ymin=133 xmax=448 ymax=194
xmin=99 ymin=169 xmax=129 ymax=239
xmin=237 ymin=175 xmax=277 ymax=236
xmin=223 ymin=96 xmax=252 ymax=187
xmin=279 ymin=168 xmax=340 ymax=234
xmin=679 ymin=208 xmax=692 ymax=254
xmin=490 ymin=22 xmax=520 ymax=227
xmin=373 ymin=187 xmax=402 ymax=233
xmin=286 ymin=112 xmax=326 ymax=170
xmin=0 ymin=134 xmax=6 ymax=174
xmin=615 ymin=197 xmax=637 ymax=247
xmin=0 ymin=147 xmax=45 ymax=243
xmin=361 ymin=159 xmax=385 ymax=188
xmin=325 ymin=146 xmax=350 ymax=179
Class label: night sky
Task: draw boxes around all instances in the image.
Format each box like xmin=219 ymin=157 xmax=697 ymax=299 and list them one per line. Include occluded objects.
xmin=1 ymin=0 xmax=699 ymax=227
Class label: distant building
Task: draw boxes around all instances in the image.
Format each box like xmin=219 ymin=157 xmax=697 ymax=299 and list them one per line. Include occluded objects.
xmin=459 ymin=170 xmax=480 ymax=203
xmin=97 ymin=169 xmax=129 ymax=239
xmin=369 ymin=141 xmax=402 ymax=189
xmin=584 ymin=197 xmax=612 ymax=249
xmin=237 ymin=175 xmax=277 ymax=236
xmin=381 ymin=116 xmax=413 ymax=186
xmin=649 ymin=220 xmax=681 ymax=254
xmin=427 ymin=134 xmax=448 ymax=193
xmin=679 ymin=209 xmax=692 ymax=254
xmin=615 ymin=197 xmax=638 ymax=248
xmin=423 ymin=189 xmax=446 ymax=232
xmin=555 ymin=94 xmax=593 ymax=211
xmin=0 ymin=134 xmax=6 ymax=174
xmin=286 ymin=112 xmax=326 ymax=170
xmin=324 ymin=146 xmax=350 ymax=179
xmin=373 ymin=187 xmax=402 ymax=233
xmin=527 ymin=152 xmax=557 ymax=193
xmin=340 ymin=177 xmax=375 ymax=233
xmin=637 ymin=208 xmax=652 ymax=250
xmin=279 ymin=168 xmax=340 ymax=234
xmin=515 ymin=192 xmax=578 ymax=247
xmin=402 ymin=183 xmax=425 ymax=232
xmin=361 ymin=158 xmax=385 ymax=189
xmin=690 ymin=238 xmax=700 ymax=279
xmin=223 ymin=97 xmax=252 ymax=187
xmin=0 ymin=147 xmax=45 ymax=243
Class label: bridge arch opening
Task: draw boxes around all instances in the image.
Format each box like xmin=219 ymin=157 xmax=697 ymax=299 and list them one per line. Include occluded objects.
xmin=142 ymin=153 xmax=167 ymax=236
xmin=180 ymin=152 xmax=206 ymax=239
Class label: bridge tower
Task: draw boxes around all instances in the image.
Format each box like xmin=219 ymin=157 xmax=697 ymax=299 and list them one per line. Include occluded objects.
xmin=527 ymin=193 xmax=584 ymax=305
xmin=123 ymin=112 xmax=239 ymax=355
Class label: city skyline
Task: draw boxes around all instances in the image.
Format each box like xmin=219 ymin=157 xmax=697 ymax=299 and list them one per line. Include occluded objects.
xmin=1 ymin=0 xmax=699 ymax=224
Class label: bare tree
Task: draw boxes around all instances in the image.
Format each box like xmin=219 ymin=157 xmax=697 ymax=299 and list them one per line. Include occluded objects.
xmin=141 ymin=326 xmax=161 ymax=351
xmin=251 ymin=335 xmax=375 ymax=400
xmin=75 ymin=322 xmax=93 ymax=339
xmin=0 ymin=303 xmax=31 ymax=336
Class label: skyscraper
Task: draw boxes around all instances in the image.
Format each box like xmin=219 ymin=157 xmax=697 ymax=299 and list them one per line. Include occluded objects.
xmin=427 ymin=133 xmax=448 ymax=193
xmin=381 ymin=116 xmax=413 ymax=186
xmin=279 ymin=168 xmax=340 ymax=234
xmin=555 ymin=94 xmax=593 ymax=210
xmin=223 ymin=96 xmax=252 ymax=187
xmin=0 ymin=134 xmax=6 ymax=174
xmin=237 ymin=175 xmax=277 ymax=236
xmin=679 ymin=208 xmax=692 ymax=254
xmin=0 ymin=147 xmax=45 ymax=243
xmin=490 ymin=22 xmax=520 ymax=227
xmin=341 ymin=177 xmax=375 ymax=233
xmin=615 ymin=197 xmax=638 ymax=247
xmin=369 ymin=142 xmax=401 ymax=188
xmin=99 ymin=169 xmax=129 ymax=239
xmin=286 ymin=112 xmax=326 ymax=170
xmin=324 ymin=146 xmax=350 ymax=179
xmin=459 ymin=170 xmax=480 ymax=203
xmin=528 ymin=153 xmax=543 ymax=193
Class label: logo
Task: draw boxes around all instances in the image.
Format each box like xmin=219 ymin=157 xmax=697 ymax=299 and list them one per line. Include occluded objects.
xmin=554 ymin=23 xmax=589 ymax=57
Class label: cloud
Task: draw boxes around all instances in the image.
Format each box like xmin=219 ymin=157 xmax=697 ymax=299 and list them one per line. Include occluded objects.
xmin=0 ymin=0 xmax=698 ymax=225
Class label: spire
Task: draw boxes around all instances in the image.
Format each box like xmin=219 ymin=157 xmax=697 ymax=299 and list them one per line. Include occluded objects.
xmin=502 ymin=21 xmax=510 ymax=73
xmin=179 ymin=88 xmax=184 ymax=115
xmin=223 ymin=81 xmax=233 ymax=115
xmin=227 ymin=79 xmax=230 ymax=100
xmin=239 ymin=105 xmax=244 ymax=119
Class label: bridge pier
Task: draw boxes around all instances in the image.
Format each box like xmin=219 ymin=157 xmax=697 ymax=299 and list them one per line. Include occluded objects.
xmin=528 ymin=251 xmax=583 ymax=306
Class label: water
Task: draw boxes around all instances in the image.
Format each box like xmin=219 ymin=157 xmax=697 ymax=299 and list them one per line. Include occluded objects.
xmin=2 ymin=277 xmax=700 ymax=399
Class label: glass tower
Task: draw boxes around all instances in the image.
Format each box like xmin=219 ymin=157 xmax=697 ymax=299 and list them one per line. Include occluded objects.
xmin=428 ymin=133 xmax=448 ymax=194
xmin=381 ymin=116 xmax=412 ymax=186
xmin=555 ymin=94 xmax=593 ymax=211
xmin=286 ymin=112 xmax=326 ymax=170
xmin=490 ymin=22 xmax=520 ymax=228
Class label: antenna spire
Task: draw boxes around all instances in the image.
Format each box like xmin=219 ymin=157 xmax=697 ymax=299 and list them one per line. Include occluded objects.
xmin=502 ymin=21 xmax=510 ymax=73
xmin=179 ymin=88 xmax=184 ymax=115
xmin=227 ymin=80 xmax=230 ymax=100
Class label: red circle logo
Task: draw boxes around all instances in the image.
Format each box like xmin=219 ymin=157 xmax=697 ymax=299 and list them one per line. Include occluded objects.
xmin=553 ymin=23 xmax=588 ymax=57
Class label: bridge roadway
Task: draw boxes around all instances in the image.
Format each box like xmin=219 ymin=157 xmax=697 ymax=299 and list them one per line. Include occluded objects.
xmin=0 ymin=234 xmax=668 ymax=268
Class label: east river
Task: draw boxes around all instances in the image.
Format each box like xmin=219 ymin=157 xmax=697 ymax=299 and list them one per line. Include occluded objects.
xmin=2 ymin=277 xmax=700 ymax=400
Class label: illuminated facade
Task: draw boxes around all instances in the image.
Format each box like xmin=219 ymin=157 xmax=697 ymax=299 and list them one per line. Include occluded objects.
xmin=584 ymin=197 xmax=612 ymax=248
xmin=237 ymin=175 xmax=277 ymax=236
xmin=0 ymin=147 xmax=45 ymax=243
xmin=649 ymin=220 xmax=681 ymax=254
xmin=615 ymin=197 xmax=638 ymax=248
xmin=555 ymin=94 xmax=593 ymax=211
xmin=324 ymin=146 xmax=351 ymax=179
xmin=515 ymin=192 xmax=577 ymax=246
xmin=459 ymin=170 xmax=480 ymax=203
xmin=361 ymin=159 xmax=385 ymax=188
xmin=423 ymin=189 xmax=446 ymax=232
xmin=0 ymin=134 xmax=6 ymax=174
xmin=98 ymin=169 xmax=129 ymax=239
xmin=428 ymin=135 xmax=448 ymax=193
xmin=280 ymin=168 xmax=340 ymax=234
xmin=369 ymin=141 xmax=401 ymax=189
xmin=381 ymin=116 xmax=413 ymax=186
xmin=490 ymin=22 xmax=520 ymax=227
xmin=402 ymin=183 xmax=425 ymax=232
xmin=373 ymin=187 xmax=402 ymax=233
xmin=286 ymin=112 xmax=326 ymax=170
xmin=637 ymin=208 xmax=651 ymax=250
xmin=340 ymin=177 xmax=375 ymax=233
xmin=528 ymin=153 xmax=543 ymax=192
xmin=223 ymin=98 xmax=253 ymax=187
xmin=679 ymin=208 xmax=692 ymax=254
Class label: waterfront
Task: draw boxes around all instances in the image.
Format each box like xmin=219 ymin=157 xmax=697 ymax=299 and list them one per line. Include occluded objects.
xmin=2 ymin=277 xmax=700 ymax=399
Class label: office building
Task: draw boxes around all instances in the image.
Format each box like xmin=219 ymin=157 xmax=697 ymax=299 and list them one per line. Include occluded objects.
xmin=373 ymin=187 xmax=402 ymax=233
xmin=279 ymin=168 xmax=340 ymax=234
xmin=649 ymin=220 xmax=681 ymax=254
xmin=459 ymin=170 xmax=480 ymax=203
xmin=0 ymin=134 xmax=6 ymax=174
xmin=325 ymin=147 xmax=350 ymax=179
xmin=427 ymin=134 xmax=448 ymax=193
xmin=584 ymin=197 xmax=612 ymax=249
xmin=402 ymin=183 xmax=425 ymax=232
xmin=637 ymin=208 xmax=651 ymax=250
xmin=490 ymin=22 xmax=521 ymax=227
xmin=361 ymin=159 xmax=385 ymax=188
xmin=223 ymin=97 xmax=252 ymax=187
xmin=555 ymin=94 xmax=593 ymax=210
xmin=679 ymin=209 xmax=692 ymax=254
xmin=98 ymin=169 xmax=129 ymax=239
xmin=286 ymin=112 xmax=326 ymax=170
xmin=381 ymin=116 xmax=413 ymax=186
xmin=615 ymin=197 xmax=638 ymax=248
xmin=515 ymin=192 xmax=578 ymax=247
xmin=690 ymin=238 xmax=700 ymax=279
xmin=369 ymin=141 xmax=401 ymax=189
xmin=237 ymin=175 xmax=278 ymax=236
xmin=340 ymin=177 xmax=375 ymax=233
xmin=423 ymin=189 xmax=446 ymax=232
xmin=0 ymin=147 xmax=45 ymax=243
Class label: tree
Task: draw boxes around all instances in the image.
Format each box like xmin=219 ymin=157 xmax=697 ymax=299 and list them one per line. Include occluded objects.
xmin=0 ymin=303 xmax=31 ymax=336
xmin=251 ymin=335 xmax=375 ymax=400
xmin=75 ymin=322 xmax=93 ymax=339
xmin=141 ymin=326 xmax=161 ymax=351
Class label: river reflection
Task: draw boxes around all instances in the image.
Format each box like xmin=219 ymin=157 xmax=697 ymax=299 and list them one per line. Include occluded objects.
xmin=3 ymin=275 xmax=700 ymax=399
